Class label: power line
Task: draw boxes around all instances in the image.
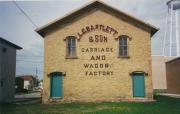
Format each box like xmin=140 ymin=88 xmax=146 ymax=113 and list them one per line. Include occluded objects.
xmin=16 ymin=67 xmax=43 ymax=73
xmin=17 ymin=54 xmax=44 ymax=57
xmin=16 ymin=60 xmax=43 ymax=63
xmin=16 ymin=68 xmax=43 ymax=75
xmin=13 ymin=1 xmax=38 ymax=28
xmin=17 ymin=56 xmax=44 ymax=58
xmin=17 ymin=56 xmax=44 ymax=60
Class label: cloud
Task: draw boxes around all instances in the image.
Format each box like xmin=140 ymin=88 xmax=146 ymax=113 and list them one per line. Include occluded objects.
xmin=0 ymin=0 xmax=170 ymax=79
xmin=104 ymin=0 xmax=170 ymax=55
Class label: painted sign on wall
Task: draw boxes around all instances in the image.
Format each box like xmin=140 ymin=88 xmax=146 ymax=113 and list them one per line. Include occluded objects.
xmin=78 ymin=24 xmax=119 ymax=77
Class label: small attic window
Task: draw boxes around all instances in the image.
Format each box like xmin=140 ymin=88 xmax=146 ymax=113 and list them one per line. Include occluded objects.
xmin=2 ymin=47 xmax=7 ymax=53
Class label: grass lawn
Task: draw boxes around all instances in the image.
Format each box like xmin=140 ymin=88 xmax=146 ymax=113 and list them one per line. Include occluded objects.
xmin=1 ymin=95 xmax=180 ymax=114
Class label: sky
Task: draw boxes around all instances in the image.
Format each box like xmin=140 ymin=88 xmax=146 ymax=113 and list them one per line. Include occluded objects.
xmin=0 ymin=0 xmax=170 ymax=79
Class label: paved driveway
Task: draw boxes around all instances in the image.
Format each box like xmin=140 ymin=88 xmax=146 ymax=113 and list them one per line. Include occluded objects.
xmin=157 ymin=93 xmax=180 ymax=98
xmin=14 ymin=92 xmax=41 ymax=102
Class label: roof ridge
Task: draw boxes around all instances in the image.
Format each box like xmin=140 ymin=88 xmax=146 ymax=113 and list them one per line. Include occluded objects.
xmin=35 ymin=0 xmax=159 ymax=37
xmin=0 ymin=37 xmax=22 ymax=49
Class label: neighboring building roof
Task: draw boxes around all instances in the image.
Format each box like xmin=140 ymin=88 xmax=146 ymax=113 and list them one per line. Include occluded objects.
xmin=152 ymin=55 xmax=176 ymax=62
xmin=0 ymin=37 xmax=22 ymax=50
xmin=35 ymin=0 xmax=159 ymax=37
xmin=166 ymin=57 xmax=180 ymax=64
xmin=19 ymin=75 xmax=34 ymax=81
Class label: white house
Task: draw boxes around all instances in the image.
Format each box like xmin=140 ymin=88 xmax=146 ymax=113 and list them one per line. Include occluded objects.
xmin=19 ymin=75 xmax=35 ymax=91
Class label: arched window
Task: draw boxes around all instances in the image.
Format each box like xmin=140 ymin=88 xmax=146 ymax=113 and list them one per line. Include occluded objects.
xmin=66 ymin=36 xmax=77 ymax=57
xmin=119 ymin=35 xmax=129 ymax=57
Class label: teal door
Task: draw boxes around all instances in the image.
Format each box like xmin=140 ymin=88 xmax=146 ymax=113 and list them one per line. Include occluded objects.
xmin=50 ymin=73 xmax=62 ymax=97
xmin=132 ymin=74 xmax=145 ymax=97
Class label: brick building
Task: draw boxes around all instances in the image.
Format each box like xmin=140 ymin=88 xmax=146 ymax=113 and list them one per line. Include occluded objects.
xmin=152 ymin=56 xmax=175 ymax=92
xmin=36 ymin=1 xmax=158 ymax=103
xmin=166 ymin=57 xmax=180 ymax=94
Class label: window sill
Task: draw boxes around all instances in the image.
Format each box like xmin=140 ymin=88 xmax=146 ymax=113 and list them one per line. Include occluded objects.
xmin=65 ymin=56 xmax=78 ymax=59
xmin=118 ymin=56 xmax=130 ymax=59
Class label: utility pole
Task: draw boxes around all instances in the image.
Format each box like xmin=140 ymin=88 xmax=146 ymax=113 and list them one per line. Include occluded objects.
xmin=35 ymin=67 xmax=38 ymax=78
xmin=35 ymin=67 xmax=38 ymax=87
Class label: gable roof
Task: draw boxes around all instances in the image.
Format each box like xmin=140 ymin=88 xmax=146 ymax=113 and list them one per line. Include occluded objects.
xmin=166 ymin=57 xmax=180 ymax=64
xmin=35 ymin=0 xmax=159 ymax=37
xmin=0 ymin=37 xmax=22 ymax=50
xmin=19 ymin=75 xmax=34 ymax=81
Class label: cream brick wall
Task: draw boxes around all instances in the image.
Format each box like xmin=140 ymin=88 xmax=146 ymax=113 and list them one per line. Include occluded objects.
xmin=43 ymin=9 xmax=153 ymax=103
